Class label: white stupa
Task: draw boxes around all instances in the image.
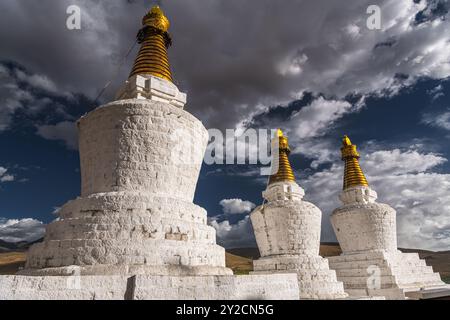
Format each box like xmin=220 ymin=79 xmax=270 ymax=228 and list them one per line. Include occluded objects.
xmin=328 ymin=136 xmax=448 ymax=299
xmin=249 ymin=130 xmax=348 ymax=299
xmin=0 ymin=6 xmax=298 ymax=300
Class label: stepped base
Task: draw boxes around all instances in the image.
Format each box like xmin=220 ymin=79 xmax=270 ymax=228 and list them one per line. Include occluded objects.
xmin=328 ymin=250 xmax=445 ymax=299
xmin=22 ymin=192 xmax=230 ymax=276
xmin=0 ymin=274 xmax=300 ymax=300
xmin=251 ymin=254 xmax=348 ymax=299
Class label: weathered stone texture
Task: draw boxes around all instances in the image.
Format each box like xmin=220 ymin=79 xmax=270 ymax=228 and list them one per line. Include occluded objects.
xmin=78 ymin=100 xmax=206 ymax=202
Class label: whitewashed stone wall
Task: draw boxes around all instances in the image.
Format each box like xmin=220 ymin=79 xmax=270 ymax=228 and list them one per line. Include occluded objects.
xmin=331 ymin=186 xmax=397 ymax=254
xmin=251 ymin=201 xmax=321 ymax=257
xmin=79 ymin=100 xmax=205 ymax=202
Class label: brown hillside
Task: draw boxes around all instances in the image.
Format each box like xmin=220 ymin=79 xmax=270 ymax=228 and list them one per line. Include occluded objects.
xmin=0 ymin=252 xmax=26 ymax=275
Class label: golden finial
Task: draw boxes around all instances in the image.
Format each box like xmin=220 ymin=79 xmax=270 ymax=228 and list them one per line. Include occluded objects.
xmin=276 ymin=129 xmax=284 ymax=137
xmin=341 ymin=135 xmax=369 ymax=190
xmin=143 ymin=6 xmax=170 ymax=32
xmin=129 ymin=5 xmax=173 ymax=82
xmin=269 ymin=129 xmax=296 ymax=185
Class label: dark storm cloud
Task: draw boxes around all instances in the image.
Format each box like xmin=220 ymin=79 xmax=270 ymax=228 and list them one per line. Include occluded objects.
xmin=1 ymin=0 xmax=449 ymax=130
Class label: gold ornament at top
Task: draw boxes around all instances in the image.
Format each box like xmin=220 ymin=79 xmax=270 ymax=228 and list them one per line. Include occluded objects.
xmin=268 ymin=129 xmax=296 ymax=185
xmin=340 ymin=135 xmax=369 ymax=190
xmin=143 ymin=6 xmax=170 ymax=32
xmin=129 ymin=5 xmax=173 ymax=82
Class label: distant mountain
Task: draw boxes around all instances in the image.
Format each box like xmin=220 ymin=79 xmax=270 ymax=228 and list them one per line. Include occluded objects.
xmin=0 ymin=238 xmax=43 ymax=253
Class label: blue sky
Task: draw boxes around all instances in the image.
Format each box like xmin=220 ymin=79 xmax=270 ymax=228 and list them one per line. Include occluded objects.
xmin=1 ymin=0 xmax=450 ymax=251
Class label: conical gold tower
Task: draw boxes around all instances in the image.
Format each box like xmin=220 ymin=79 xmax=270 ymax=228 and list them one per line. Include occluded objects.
xmin=129 ymin=6 xmax=173 ymax=82
xmin=268 ymin=129 xmax=296 ymax=185
xmin=341 ymin=135 xmax=368 ymax=190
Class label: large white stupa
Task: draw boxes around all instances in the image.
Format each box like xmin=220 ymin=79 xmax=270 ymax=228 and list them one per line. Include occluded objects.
xmin=0 ymin=6 xmax=298 ymax=300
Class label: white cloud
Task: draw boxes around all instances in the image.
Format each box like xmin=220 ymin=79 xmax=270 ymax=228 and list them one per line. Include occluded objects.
xmin=209 ymin=215 xmax=256 ymax=248
xmin=344 ymin=24 xmax=361 ymax=40
xmin=290 ymin=97 xmax=355 ymax=140
xmin=302 ymin=146 xmax=450 ymax=251
xmin=219 ymin=198 xmax=256 ymax=215
xmin=15 ymin=69 xmax=58 ymax=94
xmin=210 ymin=198 xmax=258 ymax=248
xmin=422 ymin=110 xmax=450 ymax=131
xmin=0 ymin=218 xmax=45 ymax=243
xmin=362 ymin=149 xmax=447 ymax=176
xmin=0 ymin=166 xmax=15 ymax=183
xmin=36 ymin=121 xmax=78 ymax=150
xmin=428 ymin=84 xmax=444 ymax=100
xmin=278 ymin=52 xmax=308 ymax=76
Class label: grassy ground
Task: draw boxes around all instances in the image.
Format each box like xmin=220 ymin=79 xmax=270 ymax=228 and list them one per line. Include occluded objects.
xmin=225 ymin=252 xmax=253 ymax=275
xmin=442 ymin=276 xmax=450 ymax=284
xmin=0 ymin=252 xmax=26 ymax=275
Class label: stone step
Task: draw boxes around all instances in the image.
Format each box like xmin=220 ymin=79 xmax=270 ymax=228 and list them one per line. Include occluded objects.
xmin=337 ymin=274 xmax=398 ymax=289
xmin=25 ymin=239 xmax=226 ymax=269
xmin=297 ymin=270 xmax=339 ymax=282
xmin=345 ymin=288 xmax=405 ymax=300
xmin=396 ymin=273 xmax=443 ymax=287
xmin=329 ymin=259 xmax=390 ymax=270
xmin=299 ymin=280 xmax=347 ymax=299
xmin=391 ymin=265 xmax=433 ymax=275
xmin=335 ymin=265 xmax=434 ymax=278
xmin=393 ymin=259 xmax=427 ymax=268
xmin=45 ymin=220 xmax=216 ymax=242
xmin=328 ymin=252 xmax=388 ymax=263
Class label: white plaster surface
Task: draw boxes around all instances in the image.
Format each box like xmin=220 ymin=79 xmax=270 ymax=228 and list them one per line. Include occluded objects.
xmin=78 ymin=100 xmax=205 ymax=201
xmin=250 ymin=181 xmax=347 ymax=299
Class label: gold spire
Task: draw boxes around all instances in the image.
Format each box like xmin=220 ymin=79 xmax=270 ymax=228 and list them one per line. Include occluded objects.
xmin=129 ymin=6 xmax=173 ymax=82
xmin=341 ymin=135 xmax=369 ymax=190
xmin=269 ymin=129 xmax=296 ymax=185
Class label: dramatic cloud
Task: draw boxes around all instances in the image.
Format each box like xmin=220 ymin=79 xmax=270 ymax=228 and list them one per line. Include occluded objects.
xmin=15 ymin=69 xmax=59 ymax=95
xmin=302 ymin=147 xmax=450 ymax=251
xmin=36 ymin=121 xmax=78 ymax=150
xmin=219 ymin=198 xmax=256 ymax=215
xmin=0 ymin=0 xmax=449 ymax=130
xmin=289 ymin=98 xmax=355 ymax=140
xmin=0 ymin=63 xmax=85 ymax=133
xmin=0 ymin=218 xmax=45 ymax=243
